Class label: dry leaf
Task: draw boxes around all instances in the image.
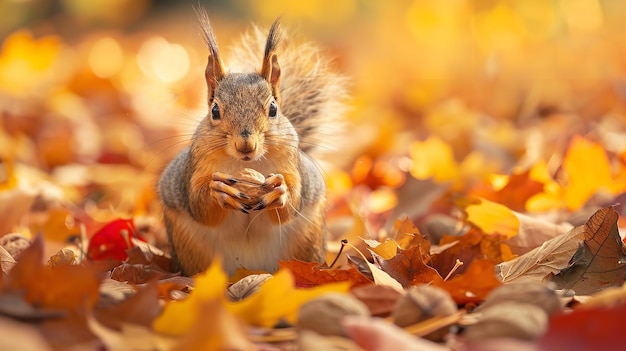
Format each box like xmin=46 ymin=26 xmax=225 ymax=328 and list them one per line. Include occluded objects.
xmin=548 ymin=206 xmax=626 ymax=295
xmin=495 ymin=224 xmax=585 ymax=283
xmin=279 ymin=260 xmax=372 ymax=288
xmin=227 ymin=269 xmax=352 ymax=328
xmin=539 ymin=301 xmax=626 ymax=350
xmin=431 ymin=259 xmax=502 ymax=305
xmin=464 ymin=197 xmax=520 ymax=239
xmin=373 ymin=245 xmax=440 ymax=287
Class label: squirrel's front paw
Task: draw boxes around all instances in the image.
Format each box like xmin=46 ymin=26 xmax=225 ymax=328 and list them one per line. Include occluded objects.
xmin=210 ymin=172 xmax=255 ymax=214
xmin=254 ymin=173 xmax=288 ymax=211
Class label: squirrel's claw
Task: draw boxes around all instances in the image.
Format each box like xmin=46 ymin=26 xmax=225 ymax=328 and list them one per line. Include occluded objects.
xmin=246 ymin=173 xmax=286 ymax=210
xmin=210 ymin=179 xmax=254 ymax=214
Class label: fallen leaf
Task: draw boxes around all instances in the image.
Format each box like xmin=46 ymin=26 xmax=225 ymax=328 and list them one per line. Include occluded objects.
xmin=228 ymin=269 xmax=352 ymax=328
xmin=172 ymin=298 xmax=257 ymax=351
xmin=87 ymin=218 xmax=142 ymax=261
xmin=279 ymin=260 xmax=372 ymax=288
xmin=548 ymin=206 xmax=626 ymax=295
xmin=4 ymin=236 xmax=103 ymax=312
xmin=364 ymin=239 xmax=399 ymax=260
xmin=152 ymin=258 xmax=227 ymax=335
xmin=94 ymin=282 xmax=161 ymax=330
xmin=431 ymin=259 xmax=502 ymax=305
xmin=495 ymin=224 xmax=585 ymax=283
xmin=432 ymin=227 xmax=511 ymax=278
xmin=538 ymin=301 xmax=626 ymax=350
xmin=464 ymin=197 xmax=520 ymax=239
xmin=373 ymin=245 xmax=440 ymax=287
xmin=561 ymin=136 xmax=625 ymax=210
xmin=505 ymin=212 xmax=573 ymax=255
xmin=470 ymin=169 xmax=544 ymax=212
xmin=387 ymin=216 xmax=425 ymax=250
xmin=0 ymin=245 xmax=16 ymax=274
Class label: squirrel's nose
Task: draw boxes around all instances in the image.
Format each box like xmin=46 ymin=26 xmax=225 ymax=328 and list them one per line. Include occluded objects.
xmin=240 ymin=129 xmax=251 ymax=138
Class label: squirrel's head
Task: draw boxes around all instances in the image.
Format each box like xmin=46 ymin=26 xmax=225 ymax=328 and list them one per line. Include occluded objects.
xmin=197 ymin=15 xmax=297 ymax=162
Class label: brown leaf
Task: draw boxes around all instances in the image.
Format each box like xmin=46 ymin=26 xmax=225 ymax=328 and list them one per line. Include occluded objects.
xmin=95 ymin=282 xmax=162 ymax=330
xmin=110 ymin=262 xmax=176 ymax=284
xmin=373 ymin=246 xmax=440 ymax=287
xmin=431 ymin=227 xmax=510 ymax=278
xmin=549 ymin=207 xmax=626 ymax=295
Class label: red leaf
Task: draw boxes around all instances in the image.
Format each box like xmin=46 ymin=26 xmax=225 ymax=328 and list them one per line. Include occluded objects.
xmin=539 ymin=302 xmax=626 ymax=351
xmin=87 ymin=218 xmax=143 ymax=261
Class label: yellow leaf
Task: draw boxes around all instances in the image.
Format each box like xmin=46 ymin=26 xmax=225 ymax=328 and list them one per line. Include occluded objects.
xmin=465 ymin=198 xmax=520 ymax=239
xmin=172 ymin=299 xmax=256 ymax=351
xmin=562 ymin=136 xmax=624 ymax=210
xmin=226 ymin=269 xmax=351 ymax=328
xmin=152 ymin=258 xmax=227 ymax=335
xmin=364 ymin=238 xmax=398 ymax=260
xmin=409 ymin=136 xmax=460 ymax=187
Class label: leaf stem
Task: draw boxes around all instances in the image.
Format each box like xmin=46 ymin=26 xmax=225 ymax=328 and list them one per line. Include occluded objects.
xmin=329 ymin=239 xmax=348 ymax=268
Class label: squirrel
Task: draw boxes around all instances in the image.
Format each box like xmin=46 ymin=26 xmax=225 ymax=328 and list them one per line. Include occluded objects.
xmin=158 ymin=10 xmax=347 ymax=276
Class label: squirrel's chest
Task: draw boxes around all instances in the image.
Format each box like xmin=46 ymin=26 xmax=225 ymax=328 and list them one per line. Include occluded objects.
xmin=175 ymin=208 xmax=292 ymax=274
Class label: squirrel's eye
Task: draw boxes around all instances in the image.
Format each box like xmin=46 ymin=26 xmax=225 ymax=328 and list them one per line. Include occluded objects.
xmin=211 ymin=103 xmax=220 ymax=120
xmin=268 ymin=101 xmax=278 ymax=118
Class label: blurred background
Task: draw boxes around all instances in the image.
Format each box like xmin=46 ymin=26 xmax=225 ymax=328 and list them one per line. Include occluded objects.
xmin=2 ymin=0 xmax=626 ymax=237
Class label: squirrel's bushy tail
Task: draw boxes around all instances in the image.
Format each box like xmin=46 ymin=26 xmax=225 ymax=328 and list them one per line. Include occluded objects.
xmin=227 ymin=24 xmax=349 ymax=158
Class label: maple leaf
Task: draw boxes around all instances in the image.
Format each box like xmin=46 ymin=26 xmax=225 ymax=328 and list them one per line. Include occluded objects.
xmin=373 ymin=245 xmax=440 ymax=287
xmin=4 ymin=236 xmax=104 ymax=312
xmin=548 ymin=206 xmax=626 ymax=295
xmin=431 ymin=227 xmax=512 ymax=278
xmin=278 ymin=260 xmax=372 ymax=288
xmin=431 ymin=259 xmax=502 ymax=305
xmin=387 ymin=216 xmax=430 ymax=250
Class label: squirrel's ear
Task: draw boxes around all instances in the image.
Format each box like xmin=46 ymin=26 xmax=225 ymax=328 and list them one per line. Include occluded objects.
xmin=261 ymin=18 xmax=283 ymax=99
xmin=196 ymin=7 xmax=225 ymax=99
xmin=262 ymin=53 xmax=281 ymax=98
xmin=206 ymin=54 xmax=225 ymax=95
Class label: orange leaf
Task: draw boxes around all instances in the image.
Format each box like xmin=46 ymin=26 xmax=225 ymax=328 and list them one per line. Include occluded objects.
xmin=5 ymin=236 xmax=103 ymax=312
xmin=278 ymin=260 xmax=372 ymax=288
xmin=431 ymin=259 xmax=502 ymax=305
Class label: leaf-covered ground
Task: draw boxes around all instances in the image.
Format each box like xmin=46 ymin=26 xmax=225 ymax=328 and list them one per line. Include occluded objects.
xmin=2 ymin=1 xmax=626 ymax=350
